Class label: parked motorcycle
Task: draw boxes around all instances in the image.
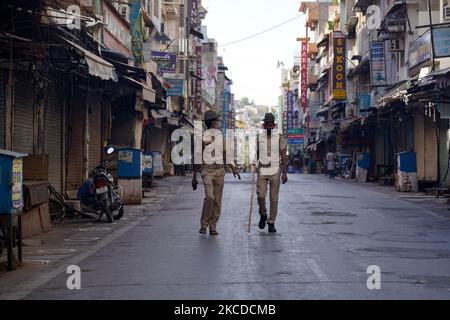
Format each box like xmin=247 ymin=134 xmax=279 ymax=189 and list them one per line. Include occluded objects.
xmin=90 ymin=146 xmax=124 ymax=223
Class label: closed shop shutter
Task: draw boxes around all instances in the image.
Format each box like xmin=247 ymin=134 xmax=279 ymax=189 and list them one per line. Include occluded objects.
xmin=424 ymin=114 xmax=438 ymax=181
xmin=88 ymin=94 xmax=102 ymax=172
xmin=44 ymin=83 xmax=63 ymax=192
xmin=0 ymin=69 xmax=5 ymax=149
xmin=13 ymin=72 xmax=34 ymax=154
xmin=66 ymin=92 xmax=84 ymax=193
xmin=439 ymin=119 xmax=449 ymax=186
xmin=415 ymin=110 xmax=438 ymax=181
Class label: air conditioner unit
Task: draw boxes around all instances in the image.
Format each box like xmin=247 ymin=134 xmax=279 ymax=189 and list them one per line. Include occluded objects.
xmin=389 ymin=39 xmax=404 ymax=51
xmin=444 ymin=6 xmax=450 ymax=21
xmin=119 ymin=6 xmax=129 ymax=20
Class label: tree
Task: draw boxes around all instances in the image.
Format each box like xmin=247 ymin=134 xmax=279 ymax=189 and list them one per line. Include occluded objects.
xmin=240 ymin=97 xmax=250 ymax=106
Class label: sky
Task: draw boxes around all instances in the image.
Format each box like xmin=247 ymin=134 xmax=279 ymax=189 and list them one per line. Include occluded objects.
xmin=202 ymin=0 xmax=306 ymax=107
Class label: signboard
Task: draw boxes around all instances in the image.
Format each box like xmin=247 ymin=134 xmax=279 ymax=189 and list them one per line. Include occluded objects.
xmin=409 ymin=30 xmax=431 ymax=69
xmin=300 ymin=41 xmax=308 ymax=110
xmin=151 ymin=51 xmax=177 ymax=75
xmin=332 ymin=31 xmax=346 ymax=100
xmin=286 ymin=90 xmax=294 ymax=130
xmin=164 ymin=77 xmax=185 ymax=97
xmin=433 ymin=26 xmax=450 ymax=58
xmin=288 ymin=129 xmax=304 ymax=135
xmin=195 ymin=45 xmax=203 ymax=114
xmin=129 ymin=0 xmax=144 ymax=67
xmin=370 ymin=41 xmax=387 ymax=87
xmin=309 ymin=101 xmax=321 ymax=128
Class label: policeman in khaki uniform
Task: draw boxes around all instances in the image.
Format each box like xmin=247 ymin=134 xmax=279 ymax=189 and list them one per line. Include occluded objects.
xmin=192 ymin=110 xmax=240 ymax=235
xmin=256 ymin=113 xmax=288 ymax=233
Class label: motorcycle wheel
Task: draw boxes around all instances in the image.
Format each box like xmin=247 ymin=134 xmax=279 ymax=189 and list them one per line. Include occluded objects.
xmin=113 ymin=206 xmax=124 ymax=220
xmin=103 ymin=203 xmax=113 ymax=223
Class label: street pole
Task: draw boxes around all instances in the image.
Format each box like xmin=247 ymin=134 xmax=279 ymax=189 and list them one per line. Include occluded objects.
xmin=428 ymin=0 xmax=436 ymax=72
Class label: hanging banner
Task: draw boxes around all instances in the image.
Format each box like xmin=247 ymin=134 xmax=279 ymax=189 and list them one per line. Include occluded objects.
xmin=370 ymin=41 xmax=387 ymax=87
xmin=332 ymin=31 xmax=346 ymax=100
xmin=301 ymin=40 xmax=308 ymax=110
xmin=129 ymin=0 xmax=144 ymax=68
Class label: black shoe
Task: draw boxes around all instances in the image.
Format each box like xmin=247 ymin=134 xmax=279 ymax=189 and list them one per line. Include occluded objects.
xmin=268 ymin=223 xmax=277 ymax=233
xmin=210 ymin=230 xmax=219 ymax=236
xmin=259 ymin=215 xmax=267 ymax=229
xmin=199 ymin=228 xmax=207 ymax=234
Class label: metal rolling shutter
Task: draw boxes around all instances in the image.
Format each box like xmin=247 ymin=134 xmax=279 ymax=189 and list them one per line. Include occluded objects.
xmin=44 ymin=84 xmax=63 ymax=192
xmin=424 ymin=115 xmax=438 ymax=181
xmin=439 ymin=119 xmax=449 ymax=186
xmin=88 ymin=94 xmax=102 ymax=172
xmin=0 ymin=70 xmax=5 ymax=149
xmin=13 ymin=72 xmax=34 ymax=154
xmin=66 ymin=93 xmax=84 ymax=193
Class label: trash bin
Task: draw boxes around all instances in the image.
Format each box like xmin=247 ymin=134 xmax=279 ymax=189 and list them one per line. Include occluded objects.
xmin=117 ymin=148 xmax=142 ymax=204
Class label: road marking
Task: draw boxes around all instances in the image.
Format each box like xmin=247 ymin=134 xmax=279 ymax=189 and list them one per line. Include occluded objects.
xmin=307 ymin=259 xmax=330 ymax=282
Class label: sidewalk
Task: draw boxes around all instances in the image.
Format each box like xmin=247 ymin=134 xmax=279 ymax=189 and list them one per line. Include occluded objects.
xmin=0 ymin=176 xmax=182 ymax=300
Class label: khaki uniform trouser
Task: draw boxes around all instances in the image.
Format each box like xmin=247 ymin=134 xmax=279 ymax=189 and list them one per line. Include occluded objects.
xmin=256 ymin=170 xmax=281 ymax=224
xmin=200 ymin=166 xmax=225 ymax=231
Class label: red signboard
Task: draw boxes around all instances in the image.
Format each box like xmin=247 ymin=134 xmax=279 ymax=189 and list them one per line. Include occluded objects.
xmin=301 ymin=41 xmax=308 ymax=110
xmin=195 ymin=44 xmax=202 ymax=115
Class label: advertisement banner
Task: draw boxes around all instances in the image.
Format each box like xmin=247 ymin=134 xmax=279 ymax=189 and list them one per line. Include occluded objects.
xmin=370 ymin=41 xmax=387 ymax=87
xmin=332 ymin=31 xmax=346 ymax=100
xmin=301 ymin=41 xmax=308 ymax=110
xmin=151 ymin=51 xmax=177 ymax=75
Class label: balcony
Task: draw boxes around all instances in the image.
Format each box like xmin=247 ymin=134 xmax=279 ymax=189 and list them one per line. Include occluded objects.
xmin=308 ymin=43 xmax=318 ymax=57
xmin=306 ymin=3 xmax=319 ymax=24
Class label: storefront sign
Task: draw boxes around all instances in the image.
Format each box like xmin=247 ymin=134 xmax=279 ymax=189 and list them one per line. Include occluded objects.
xmin=151 ymin=51 xmax=177 ymax=75
xmin=195 ymin=45 xmax=202 ymax=114
xmin=301 ymin=41 xmax=308 ymax=110
xmin=332 ymin=31 xmax=346 ymax=100
xmin=164 ymin=76 xmax=185 ymax=97
xmin=286 ymin=90 xmax=294 ymax=131
xmin=409 ymin=30 xmax=431 ymax=69
xmin=433 ymin=26 xmax=450 ymax=58
xmin=370 ymin=41 xmax=387 ymax=87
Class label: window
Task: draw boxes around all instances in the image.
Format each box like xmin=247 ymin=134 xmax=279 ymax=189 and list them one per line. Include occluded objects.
xmin=153 ymin=0 xmax=159 ymax=18
xmin=145 ymin=0 xmax=151 ymax=15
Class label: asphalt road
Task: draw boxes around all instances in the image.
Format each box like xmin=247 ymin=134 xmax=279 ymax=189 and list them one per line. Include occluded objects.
xmin=20 ymin=174 xmax=450 ymax=299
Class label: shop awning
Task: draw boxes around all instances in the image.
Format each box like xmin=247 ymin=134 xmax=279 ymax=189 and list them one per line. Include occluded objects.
xmin=123 ymin=76 xmax=156 ymax=103
xmin=151 ymin=109 xmax=179 ymax=126
xmin=378 ymin=79 xmax=413 ymax=107
xmin=60 ymin=36 xmax=118 ymax=82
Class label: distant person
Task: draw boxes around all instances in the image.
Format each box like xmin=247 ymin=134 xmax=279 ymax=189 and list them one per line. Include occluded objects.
xmin=326 ymin=151 xmax=336 ymax=179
